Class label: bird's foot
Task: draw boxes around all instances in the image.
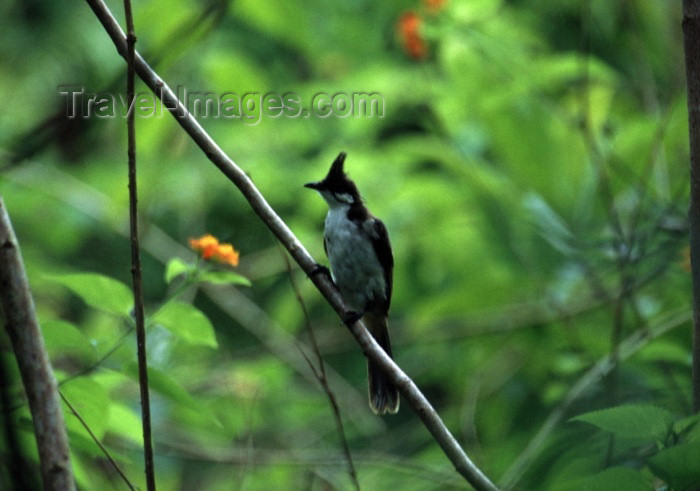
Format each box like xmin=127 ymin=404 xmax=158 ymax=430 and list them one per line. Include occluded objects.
xmin=309 ymin=263 xmax=331 ymax=280
xmin=342 ymin=310 xmax=364 ymax=327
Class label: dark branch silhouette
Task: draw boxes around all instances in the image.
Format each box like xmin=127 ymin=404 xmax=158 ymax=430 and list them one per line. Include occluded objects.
xmin=682 ymin=0 xmax=700 ymax=413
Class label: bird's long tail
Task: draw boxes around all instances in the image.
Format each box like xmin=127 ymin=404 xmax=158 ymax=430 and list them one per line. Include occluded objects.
xmin=364 ymin=311 xmax=399 ymax=415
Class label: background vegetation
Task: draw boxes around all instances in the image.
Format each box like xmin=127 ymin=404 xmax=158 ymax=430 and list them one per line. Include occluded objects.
xmin=0 ymin=0 xmax=697 ymax=489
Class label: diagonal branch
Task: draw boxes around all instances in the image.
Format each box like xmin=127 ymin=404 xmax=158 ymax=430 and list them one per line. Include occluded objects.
xmin=82 ymin=0 xmax=498 ymax=488
xmin=0 ymin=197 xmax=75 ymax=490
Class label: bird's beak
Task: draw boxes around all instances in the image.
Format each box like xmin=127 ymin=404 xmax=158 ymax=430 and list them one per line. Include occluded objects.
xmin=304 ymin=181 xmax=321 ymax=190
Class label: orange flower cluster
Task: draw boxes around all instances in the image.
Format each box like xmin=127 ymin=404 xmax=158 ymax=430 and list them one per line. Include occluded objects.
xmin=397 ymin=0 xmax=447 ymax=60
xmin=189 ymin=234 xmax=240 ymax=267
xmin=398 ymin=12 xmax=427 ymax=60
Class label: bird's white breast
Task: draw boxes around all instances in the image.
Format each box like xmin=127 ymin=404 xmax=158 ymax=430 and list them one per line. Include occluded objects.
xmin=324 ymin=207 xmax=386 ymax=311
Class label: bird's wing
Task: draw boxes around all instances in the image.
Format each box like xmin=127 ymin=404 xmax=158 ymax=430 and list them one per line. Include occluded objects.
xmin=368 ymin=217 xmax=393 ymax=310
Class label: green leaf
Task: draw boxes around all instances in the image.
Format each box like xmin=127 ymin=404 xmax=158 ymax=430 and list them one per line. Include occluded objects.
xmin=40 ymin=319 xmax=97 ymax=362
xmin=649 ymin=442 xmax=700 ymax=491
xmin=198 ymin=270 xmax=251 ymax=286
xmin=61 ymin=377 xmax=110 ymax=441
xmin=46 ymin=272 xmax=132 ymax=316
xmin=69 ymin=448 xmax=91 ymax=491
xmin=125 ymin=362 xmax=199 ymax=410
xmin=571 ymin=404 xmax=674 ymax=442
xmin=553 ymin=467 xmax=650 ymax=491
xmin=106 ymin=402 xmax=147 ymax=445
xmin=165 ymin=258 xmax=196 ymax=284
xmin=674 ymin=413 xmax=700 ymax=440
xmin=151 ymin=301 xmax=218 ymax=348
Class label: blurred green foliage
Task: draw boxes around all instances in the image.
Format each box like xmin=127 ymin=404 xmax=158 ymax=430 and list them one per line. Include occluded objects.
xmin=0 ymin=0 xmax=696 ymax=489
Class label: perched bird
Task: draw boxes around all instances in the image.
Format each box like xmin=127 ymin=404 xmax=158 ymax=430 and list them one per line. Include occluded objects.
xmin=305 ymin=152 xmax=399 ymax=414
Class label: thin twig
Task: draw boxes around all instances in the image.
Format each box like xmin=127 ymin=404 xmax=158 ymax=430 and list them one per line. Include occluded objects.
xmin=60 ymin=391 xmax=135 ymax=490
xmin=121 ymin=0 xmax=156 ymax=488
xmin=0 ymin=197 xmax=75 ymax=490
xmin=82 ymin=1 xmax=497 ymax=488
xmin=682 ymin=0 xmax=700 ymax=413
xmin=6 ymin=327 xmax=135 ymax=416
xmin=58 ymin=327 xmax=135 ymax=387
xmin=280 ymin=249 xmax=361 ymax=491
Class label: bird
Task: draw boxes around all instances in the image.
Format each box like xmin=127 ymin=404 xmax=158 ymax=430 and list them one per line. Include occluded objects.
xmin=305 ymin=152 xmax=399 ymax=415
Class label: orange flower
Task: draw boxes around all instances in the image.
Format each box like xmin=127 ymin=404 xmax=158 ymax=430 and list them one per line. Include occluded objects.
xmin=189 ymin=234 xmax=218 ymax=258
xmin=189 ymin=234 xmax=240 ymax=267
xmin=211 ymin=243 xmax=240 ymax=267
xmin=398 ymin=12 xmax=427 ymax=60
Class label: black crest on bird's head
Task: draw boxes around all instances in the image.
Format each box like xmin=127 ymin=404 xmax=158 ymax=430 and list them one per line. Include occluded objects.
xmin=304 ymin=152 xmax=360 ymax=203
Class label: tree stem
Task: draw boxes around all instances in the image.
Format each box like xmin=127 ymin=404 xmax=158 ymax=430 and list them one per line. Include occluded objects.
xmin=682 ymin=0 xmax=700 ymax=413
xmin=0 ymin=197 xmax=75 ymax=490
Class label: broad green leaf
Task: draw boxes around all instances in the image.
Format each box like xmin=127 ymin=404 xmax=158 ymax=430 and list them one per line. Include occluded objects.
xmin=553 ymin=467 xmax=650 ymax=491
xmin=637 ymin=340 xmax=691 ymax=366
xmin=40 ymin=319 xmax=96 ymax=362
xmin=46 ymin=272 xmax=132 ymax=316
xmin=151 ymin=301 xmax=218 ymax=348
xmin=674 ymin=413 xmax=700 ymax=440
xmin=125 ymin=362 xmax=199 ymax=410
xmin=571 ymin=404 xmax=674 ymax=442
xmin=649 ymin=442 xmax=700 ymax=491
xmin=165 ymin=258 xmax=195 ymax=284
xmin=123 ymin=363 xmax=220 ymax=428
xmin=198 ymin=270 xmax=251 ymax=286
xmin=106 ymin=402 xmax=144 ymax=445
xmin=61 ymin=377 xmax=110 ymax=441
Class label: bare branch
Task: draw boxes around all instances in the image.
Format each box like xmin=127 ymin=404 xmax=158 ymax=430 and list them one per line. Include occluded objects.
xmin=82 ymin=0 xmax=498 ymax=488
xmin=0 ymin=197 xmax=75 ymax=490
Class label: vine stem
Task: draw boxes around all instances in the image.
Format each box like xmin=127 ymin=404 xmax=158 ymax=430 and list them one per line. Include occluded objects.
xmin=122 ymin=0 xmax=156 ymax=488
